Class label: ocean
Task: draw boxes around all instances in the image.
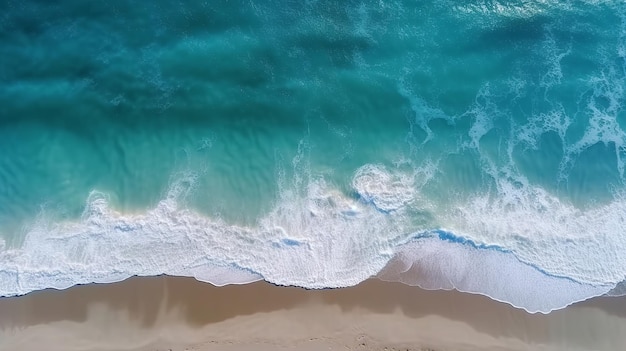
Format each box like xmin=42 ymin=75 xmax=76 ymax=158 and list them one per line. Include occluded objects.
xmin=0 ymin=0 xmax=624 ymax=313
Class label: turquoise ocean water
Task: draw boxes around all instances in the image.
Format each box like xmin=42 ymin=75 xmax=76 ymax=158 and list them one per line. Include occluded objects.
xmin=0 ymin=0 xmax=625 ymax=313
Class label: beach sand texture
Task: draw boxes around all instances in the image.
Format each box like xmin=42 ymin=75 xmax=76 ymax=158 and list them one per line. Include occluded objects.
xmin=1 ymin=277 xmax=625 ymax=351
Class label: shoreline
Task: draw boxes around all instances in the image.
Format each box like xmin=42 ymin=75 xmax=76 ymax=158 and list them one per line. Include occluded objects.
xmin=1 ymin=276 xmax=626 ymax=351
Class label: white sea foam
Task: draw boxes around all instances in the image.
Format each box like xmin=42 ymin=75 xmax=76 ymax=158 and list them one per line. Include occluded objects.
xmin=0 ymin=163 xmax=623 ymax=313
xmin=398 ymin=80 xmax=454 ymax=145
xmin=445 ymin=181 xmax=626 ymax=286
xmin=516 ymin=105 xmax=570 ymax=151
xmin=465 ymin=84 xmax=498 ymax=149
xmin=565 ymin=68 xmax=626 ymax=178
xmin=539 ymin=27 xmax=572 ymax=91
xmin=453 ymin=0 xmax=559 ymax=19
xmin=352 ymin=164 xmax=416 ymax=212
xmin=0 ymin=166 xmax=412 ymax=296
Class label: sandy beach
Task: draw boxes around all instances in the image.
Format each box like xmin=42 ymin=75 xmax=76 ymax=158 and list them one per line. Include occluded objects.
xmin=0 ymin=277 xmax=624 ymax=351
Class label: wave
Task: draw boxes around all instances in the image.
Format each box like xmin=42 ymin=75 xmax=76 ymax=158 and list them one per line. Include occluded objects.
xmin=0 ymin=164 xmax=622 ymax=313
xmin=377 ymin=233 xmax=611 ymax=313
xmin=0 ymin=167 xmax=410 ymax=295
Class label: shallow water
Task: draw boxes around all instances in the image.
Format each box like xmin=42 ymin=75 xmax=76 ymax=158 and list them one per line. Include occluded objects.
xmin=0 ymin=0 xmax=625 ymax=313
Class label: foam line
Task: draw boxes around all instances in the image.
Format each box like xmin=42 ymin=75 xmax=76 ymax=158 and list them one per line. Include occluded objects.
xmin=0 ymin=164 xmax=624 ymax=314
xmin=0 ymin=166 xmax=412 ymax=296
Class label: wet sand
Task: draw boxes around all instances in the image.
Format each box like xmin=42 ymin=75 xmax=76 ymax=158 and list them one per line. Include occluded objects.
xmin=1 ymin=276 xmax=625 ymax=350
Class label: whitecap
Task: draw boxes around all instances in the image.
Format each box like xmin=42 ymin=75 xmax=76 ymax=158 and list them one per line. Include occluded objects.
xmin=2 ymin=163 xmax=625 ymax=315
xmin=352 ymin=164 xmax=416 ymax=212
xmin=0 ymin=169 xmax=410 ymax=296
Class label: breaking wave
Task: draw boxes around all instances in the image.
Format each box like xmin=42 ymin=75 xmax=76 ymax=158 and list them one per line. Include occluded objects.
xmin=0 ymin=163 xmax=622 ymax=314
